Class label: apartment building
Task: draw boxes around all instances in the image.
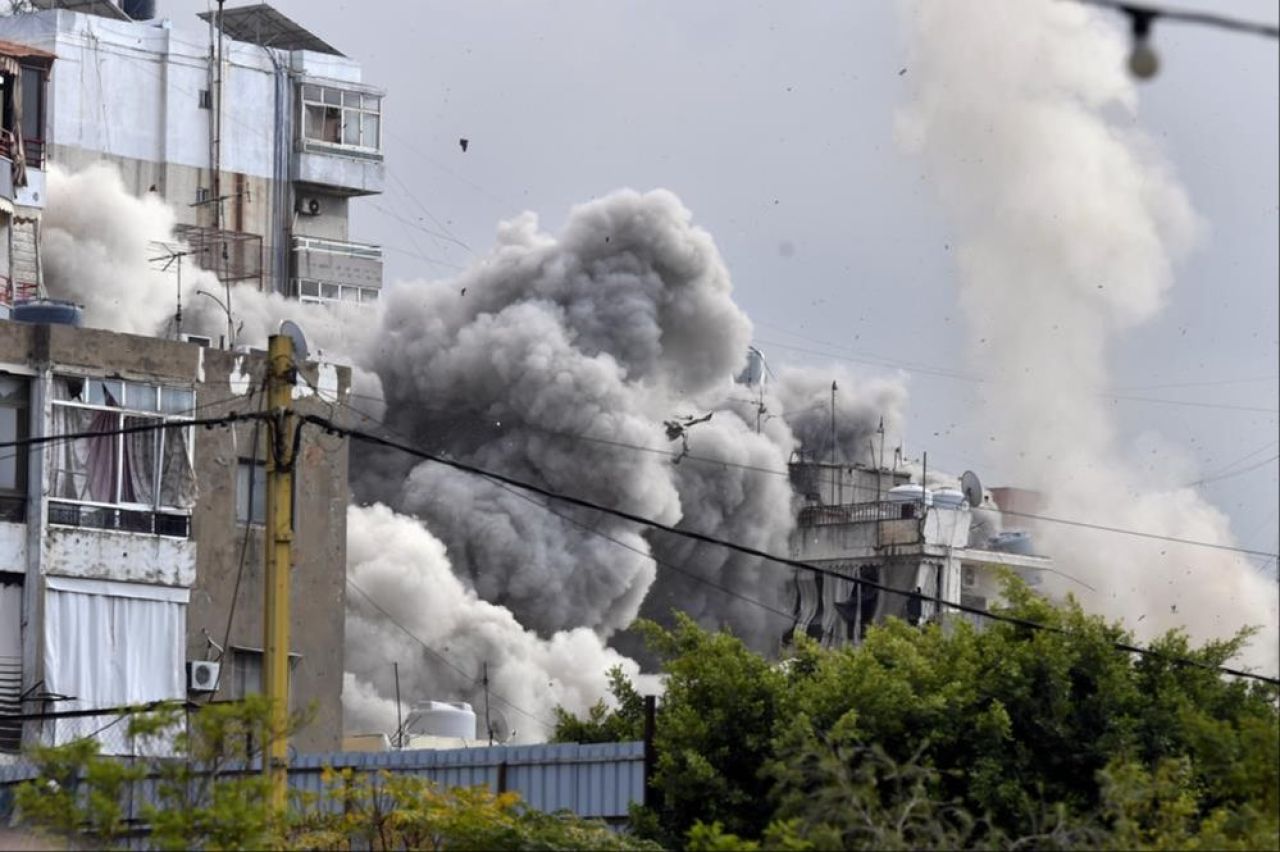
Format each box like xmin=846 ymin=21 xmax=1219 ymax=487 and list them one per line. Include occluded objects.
xmin=0 ymin=1 xmax=384 ymax=309
xmin=786 ymin=457 xmax=1054 ymax=647
xmin=0 ymin=319 xmax=351 ymax=755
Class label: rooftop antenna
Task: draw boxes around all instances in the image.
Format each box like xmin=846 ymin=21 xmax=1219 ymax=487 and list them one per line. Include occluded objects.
xmin=482 ymin=662 xmax=493 ymax=746
xmin=148 ymin=241 xmax=196 ymax=339
xmin=829 ymin=381 xmax=839 ymax=505
xmin=393 ymin=661 xmax=404 ymax=749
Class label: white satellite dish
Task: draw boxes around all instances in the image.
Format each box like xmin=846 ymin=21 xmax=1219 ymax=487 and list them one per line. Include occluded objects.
xmin=278 ymin=319 xmax=309 ymax=362
xmin=960 ymin=470 xmax=984 ymax=508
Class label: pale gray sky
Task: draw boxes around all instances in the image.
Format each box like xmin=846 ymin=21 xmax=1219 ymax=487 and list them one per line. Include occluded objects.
xmin=166 ymin=0 xmax=1279 ymax=564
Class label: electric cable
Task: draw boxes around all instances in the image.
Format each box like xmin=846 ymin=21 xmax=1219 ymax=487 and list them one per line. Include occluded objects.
xmin=1071 ymin=0 xmax=1280 ymax=39
xmin=304 ymin=414 xmax=1280 ymax=686
xmin=344 ymin=577 xmax=557 ymax=731
xmin=329 ymin=395 xmax=797 ymax=624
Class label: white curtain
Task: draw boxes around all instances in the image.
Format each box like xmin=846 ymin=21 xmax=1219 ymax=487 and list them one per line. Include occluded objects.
xmin=43 ymin=577 xmax=187 ymax=750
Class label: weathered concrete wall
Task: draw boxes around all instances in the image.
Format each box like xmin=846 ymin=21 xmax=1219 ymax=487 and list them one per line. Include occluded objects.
xmin=43 ymin=528 xmax=195 ymax=586
xmin=182 ymin=340 xmax=350 ymax=753
xmin=0 ymin=320 xmax=350 ymax=753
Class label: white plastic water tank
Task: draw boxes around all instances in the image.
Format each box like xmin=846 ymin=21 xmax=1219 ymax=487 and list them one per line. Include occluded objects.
xmin=887 ymin=484 xmax=933 ymax=506
xmin=405 ymin=701 xmax=477 ymax=740
xmin=932 ymin=488 xmax=967 ymax=509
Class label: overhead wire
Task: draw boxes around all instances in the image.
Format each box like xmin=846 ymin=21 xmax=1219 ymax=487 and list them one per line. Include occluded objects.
xmin=1069 ymin=0 xmax=1280 ymax=38
xmin=329 ymin=395 xmax=797 ymax=624
xmin=302 ymin=414 xmax=1280 ymax=687
xmin=344 ymin=577 xmax=556 ymax=731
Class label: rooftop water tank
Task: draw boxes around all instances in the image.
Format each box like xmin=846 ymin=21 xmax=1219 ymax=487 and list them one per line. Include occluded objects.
xmin=932 ymin=488 xmax=967 ymax=509
xmin=887 ymin=484 xmax=933 ymax=506
xmin=404 ymin=701 xmax=476 ymax=741
xmin=12 ymin=299 xmax=83 ymax=327
xmin=989 ymin=530 xmax=1035 ymax=556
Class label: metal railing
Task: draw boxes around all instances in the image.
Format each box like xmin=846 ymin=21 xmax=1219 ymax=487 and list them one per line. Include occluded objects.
xmin=47 ymin=501 xmax=191 ymax=539
xmin=797 ymin=500 xmax=921 ymax=527
xmin=292 ymin=235 xmax=382 ymax=260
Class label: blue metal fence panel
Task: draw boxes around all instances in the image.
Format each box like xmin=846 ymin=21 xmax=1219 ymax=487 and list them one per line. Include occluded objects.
xmin=1 ymin=740 xmax=646 ymax=823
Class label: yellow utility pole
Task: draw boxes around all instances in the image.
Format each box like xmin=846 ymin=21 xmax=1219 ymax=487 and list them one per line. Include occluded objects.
xmin=263 ymin=333 xmax=295 ymax=812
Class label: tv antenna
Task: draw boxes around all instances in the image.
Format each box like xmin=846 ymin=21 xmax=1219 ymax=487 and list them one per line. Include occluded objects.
xmin=148 ymin=241 xmax=197 ymax=339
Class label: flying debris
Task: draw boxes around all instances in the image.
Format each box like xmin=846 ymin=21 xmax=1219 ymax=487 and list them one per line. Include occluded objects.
xmin=459 ymin=138 xmax=469 ymax=152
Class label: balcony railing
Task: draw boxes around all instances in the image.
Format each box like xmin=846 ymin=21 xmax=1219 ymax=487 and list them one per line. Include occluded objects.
xmin=47 ymin=501 xmax=191 ymax=539
xmin=797 ymin=500 xmax=922 ymax=528
xmin=0 ymin=129 xmax=45 ymax=170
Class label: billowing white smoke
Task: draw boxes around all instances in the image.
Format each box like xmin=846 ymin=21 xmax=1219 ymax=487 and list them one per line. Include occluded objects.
xmin=42 ymin=166 xmax=907 ymax=728
xmin=897 ymin=0 xmax=1278 ymax=671
xmin=344 ymin=503 xmax=654 ymax=742
xmin=43 ymin=164 xmax=219 ymax=335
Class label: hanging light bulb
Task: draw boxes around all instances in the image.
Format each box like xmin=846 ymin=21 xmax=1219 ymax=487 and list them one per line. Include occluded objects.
xmin=1126 ymin=9 xmax=1160 ymax=80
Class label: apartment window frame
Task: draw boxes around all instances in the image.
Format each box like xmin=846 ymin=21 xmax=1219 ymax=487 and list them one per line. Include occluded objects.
xmin=293 ymin=277 xmax=379 ymax=307
xmin=300 ymin=82 xmax=381 ymax=154
xmin=0 ymin=373 xmax=29 ymax=522
xmin=47 ymin=376 xmax=196 ymax=534
xmin=236 ymin=458 xmax=266 ymax=526
xmin=229 ymin=645 xmax=300 ymax=701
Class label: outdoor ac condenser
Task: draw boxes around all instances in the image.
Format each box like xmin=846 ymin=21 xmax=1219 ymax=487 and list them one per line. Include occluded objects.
xmin=187 ymin=660 xmax=221 ymax=693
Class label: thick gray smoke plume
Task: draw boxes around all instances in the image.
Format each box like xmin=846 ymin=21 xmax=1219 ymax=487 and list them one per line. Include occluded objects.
xmin=897 ymin=0 xmax=1278 ymax=671
xmin=43 ymin=167 xmax=913 ymax=731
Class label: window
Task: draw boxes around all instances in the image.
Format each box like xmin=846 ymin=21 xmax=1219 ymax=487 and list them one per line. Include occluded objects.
xmin=0 ymin=374 xmax=28 ymax=522
xmin=195 ymin=187 xmax=210 ymax=204
xmin=42 ymin=576 xmax=187 ymax=751
xmin=300 ymin=83 xmax=381 ymax=152
xmin=229 ymin=646 xmax=298 ymax=700
xmin=293 ymin=278 xmax=380 ymax=308
xmin=0 ymin=575 xmax=21 ymax=753
xmin=236 ymin=459 xmax=266 ymax=525
xmin=198 ymin=88 xmax=212 ymax=109
xmin=48 ymin=376 xmax=196 ymax=535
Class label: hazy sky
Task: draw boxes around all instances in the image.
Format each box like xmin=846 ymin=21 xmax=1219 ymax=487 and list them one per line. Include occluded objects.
xmin=164 ymin=0 xmax=1279 ymax=566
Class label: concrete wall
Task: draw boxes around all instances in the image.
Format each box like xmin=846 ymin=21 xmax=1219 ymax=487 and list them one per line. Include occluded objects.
xmin=0 ymin=320 xmax=350 ymax=752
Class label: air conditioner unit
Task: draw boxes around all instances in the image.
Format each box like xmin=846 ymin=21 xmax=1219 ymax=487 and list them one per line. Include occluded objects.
xmin=187 ymin=660 xmax=221 ymax=693
xmin=296 ymin=196 xmax=322 ymax=216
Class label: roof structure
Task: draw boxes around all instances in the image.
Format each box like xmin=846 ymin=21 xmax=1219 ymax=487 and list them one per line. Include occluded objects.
xmin=197 ymin=3 xmax=344 ymax=57
xmin=0 ymin=38 xmax=57 ymax=62
xmin=29 ymin=0 xmax=129 ymax=21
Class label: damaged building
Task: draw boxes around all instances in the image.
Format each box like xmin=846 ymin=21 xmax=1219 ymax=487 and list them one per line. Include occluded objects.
xmin=786 ymin=454 xmax=1053 ymax=646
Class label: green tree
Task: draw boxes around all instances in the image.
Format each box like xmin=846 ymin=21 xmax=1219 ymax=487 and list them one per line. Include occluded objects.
xmin=555 ymin=577 xmax=1280 ymax=849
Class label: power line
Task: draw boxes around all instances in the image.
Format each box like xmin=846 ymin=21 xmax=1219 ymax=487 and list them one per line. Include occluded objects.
xmin=329 ymin=395 xmax=797 ymax=624
xmin=334 ymin=389 xmax=1275 ymax=557
xmin=1189 ymin=453 xmax=1280 ymax=488
xmin=0 ymin=411 xmax=261 ymax=451
xmin=303 ymin=414 xmax=1280 ymax=687
xmin=756 ymin=337 xmax=1279 ymax=415
xmin=1071 ymin=0 xmax=1280 ymax=39
xmin=998 ymin=508 xmax=1278 ymax=559
xmin=344 ymin=577 xmax=556 ymax=730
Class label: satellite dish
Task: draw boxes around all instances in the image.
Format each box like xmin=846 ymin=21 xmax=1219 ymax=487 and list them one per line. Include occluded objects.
xmin=279 ymin=320 xmax=309 ymax=362
xmin=960 ymin=470 xmax=984 ymax=508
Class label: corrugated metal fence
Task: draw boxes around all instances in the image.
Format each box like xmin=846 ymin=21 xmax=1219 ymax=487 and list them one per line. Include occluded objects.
xmin=0 ymin=740 xmax=646 ymax=825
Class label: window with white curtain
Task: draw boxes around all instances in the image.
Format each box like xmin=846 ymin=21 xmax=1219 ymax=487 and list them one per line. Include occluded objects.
xmin=47 ymin=376 xmax=196 ymax=532
xmin=42 ymin=576 xmax=187 ymax=752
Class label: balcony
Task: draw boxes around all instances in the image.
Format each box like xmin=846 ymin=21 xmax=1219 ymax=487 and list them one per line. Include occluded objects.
xmin=292 ymin=236 xmax=382 ymax=306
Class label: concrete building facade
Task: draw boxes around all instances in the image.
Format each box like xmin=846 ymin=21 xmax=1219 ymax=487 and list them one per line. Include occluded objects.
xmin=786 ymin=457 xmax=1053 ymax=646
xmin=0 ymin=2 xmax=385 ymax=310
xmin=0 ymin=319 xmax=351 ymax=754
